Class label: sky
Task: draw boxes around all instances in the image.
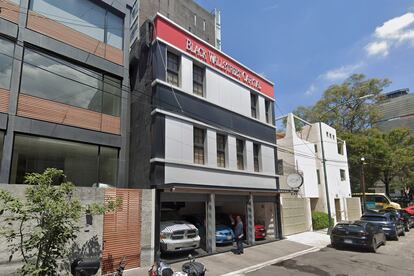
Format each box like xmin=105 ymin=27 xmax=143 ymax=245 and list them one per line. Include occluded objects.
xmin=195 ymin=0 xmax=414 ymax=117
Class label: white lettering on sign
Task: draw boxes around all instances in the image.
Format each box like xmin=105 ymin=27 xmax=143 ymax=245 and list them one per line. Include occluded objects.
xmin=185 ymin=38 xmax=262 ymax=91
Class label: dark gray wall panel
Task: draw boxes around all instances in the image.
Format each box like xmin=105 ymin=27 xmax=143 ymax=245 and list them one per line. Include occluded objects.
xmin=153 ymin=84 xmax=276 ymax=144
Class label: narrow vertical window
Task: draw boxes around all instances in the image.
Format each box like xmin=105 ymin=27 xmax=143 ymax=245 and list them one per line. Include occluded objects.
xmin=265 ymin=100 xmax=272 ymax=124
xmin=251 ymin=93 xmax=258 ymax=119
xmin=216 ymin=133 xmax=226 ymax=168
xmin=236 ymin=139 xmax=245 ymax=170
xmin=253 ymin=143 xmax=261 ymax=172
xmin=193 ymin=64 xmax=204 ymax=97
xmin=193 ymin=127 xmax=205 ymax=165
xmin=167 ymin=51 xmax=179 ymax=86
xmin=194 ymin=14 xmax=197 ymax=26
xmin=340 ymin=169 xmax=346 ymax=181
xmin=203 ymin=20 xmax=206 ymax=31
xmin=316 ymin=169 xmax=321 ymax=184
xmin=314 ymin=144 xmax=318 ymax=153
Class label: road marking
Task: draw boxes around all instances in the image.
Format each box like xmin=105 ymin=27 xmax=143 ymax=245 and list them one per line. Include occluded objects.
xmin=221 ymin=246 xmax=321 ymax=276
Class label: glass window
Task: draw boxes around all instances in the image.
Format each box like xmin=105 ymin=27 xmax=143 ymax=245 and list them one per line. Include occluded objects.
xmin=11 ymin=134 xmax=118 ymax=187
xmin=250 ymin=93 xmax=258 ymax=119
xmin=99 ymin=146 xmax=118 ymax=185
xmin=193 ymin=64 xmax=204 ymax=97
xmin=167 ymin=52 xmax=179 ymax=86
xmin=236 ymin=139 xmax=245 ymax=170
xmin=265 ymin=100 xmax=271 ymax=124
xmin=253 ymin=143 xmax=260 ymax=172
xmin=102 ymin=75 xmax=121 ymax=116
xmin=316 ymin=169 xmax=321 ymax=184
xmin=107 ymin=11 xmax=124 ymax=49
xmin=193 ymin=127 xmax=205 ymax=165
xmin=30 ymin=0 xmax=123 ymax=49
xmin=20 ymin=49 xmax=121 ymax=116
xmin=337 ymin=141 xmax=344 ymax=155
xmin=314 ymin=144 xmax=318 ymax=153
xmin=216 ymin=133 xmax=226 ymax=168
xmin=340 ymin=169 xmax=346 ymax=181
xmin=0 ymin=37 xmax=14 ymax=90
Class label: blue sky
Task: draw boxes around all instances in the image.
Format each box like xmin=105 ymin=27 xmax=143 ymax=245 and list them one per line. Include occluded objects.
xmin=196 ymin=0 xmax=414 ymax=116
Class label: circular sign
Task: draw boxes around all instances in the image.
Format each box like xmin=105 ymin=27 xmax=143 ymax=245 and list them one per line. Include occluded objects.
xmin=287 ymin=173 xmax=304 ymax=189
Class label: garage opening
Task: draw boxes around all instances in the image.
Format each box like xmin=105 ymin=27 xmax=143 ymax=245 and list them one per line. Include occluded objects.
xmin=254 ymin=196 xmax=279 ymax=244
xmin=215 ymin=195 xmax=248 ymax=253
xmin=159 ymin=193 xmax=208 ymax=262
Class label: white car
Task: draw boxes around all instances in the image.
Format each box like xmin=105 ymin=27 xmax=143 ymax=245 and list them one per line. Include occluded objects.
xmin=160 ymin=220 xmax=200 ymax=253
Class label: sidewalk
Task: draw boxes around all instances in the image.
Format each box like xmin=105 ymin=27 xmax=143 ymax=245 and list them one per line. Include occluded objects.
xmin=125 ymin=231 xmax=330 ymax=276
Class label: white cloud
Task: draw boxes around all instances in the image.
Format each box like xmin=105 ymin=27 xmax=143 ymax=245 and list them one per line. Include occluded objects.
xmin=375 ymin=13 xmax=414 ymax=39
xmin=321 ymin=63 xmax=363 ymax=81
xmin=365 ymin=12 xmax=414 ymax=56
xmin=365 ymin=41 xmax=389 ymax=56
xmin=305 ymin=84 xmax=316 ymax=96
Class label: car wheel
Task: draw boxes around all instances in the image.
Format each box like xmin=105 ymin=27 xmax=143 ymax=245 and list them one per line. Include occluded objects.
xmin=405 ymin=225 xmax=410 ymax=232
xmin=401 ymin=229 xmax=405 ymax=236
xmin=394 ymin=234 xmax=399 ymax=241
xmin=370 ymin=238 xmax=377 ymax=253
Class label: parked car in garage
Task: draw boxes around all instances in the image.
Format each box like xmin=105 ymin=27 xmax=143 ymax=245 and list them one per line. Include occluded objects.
xmin=229 ymin=214 xmax=267 ymax=240
xmin=160 ymin=212 xmax=200 ymax=253
xmin=184 ymin=214 xmax=235 ymax=245
xmin=360 ymin=212 xmax=404 ymax=240
xmin=330 ymin=221 xmax=386 ymax=253
xmin=215 ymin=213 xmax=236 ymax=244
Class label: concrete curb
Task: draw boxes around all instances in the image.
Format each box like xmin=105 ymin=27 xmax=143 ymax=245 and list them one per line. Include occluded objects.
xmin=221 ymin=246 xmax=321 ymax=276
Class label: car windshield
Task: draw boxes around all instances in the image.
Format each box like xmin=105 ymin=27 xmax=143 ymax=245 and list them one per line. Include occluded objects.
xmin=361 ymin=216 xmax=386 ymax=222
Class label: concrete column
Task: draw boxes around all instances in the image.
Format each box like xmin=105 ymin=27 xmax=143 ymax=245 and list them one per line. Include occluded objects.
xmin=206 ymin=193 xmax=216 ymax=253
xmin=246 ymin=194 xmax=255 ymax=245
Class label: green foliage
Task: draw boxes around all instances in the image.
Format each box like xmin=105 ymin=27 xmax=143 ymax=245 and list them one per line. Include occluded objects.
xmin=293 ymin=74 xmax=390 ymax=134
xmin=312 ymin=211 xmax=330 ymax=230
xmin=0 ymin=168 xmax=121 ymax=275
xmin=342 ymin=128 xmax=414 ymax=195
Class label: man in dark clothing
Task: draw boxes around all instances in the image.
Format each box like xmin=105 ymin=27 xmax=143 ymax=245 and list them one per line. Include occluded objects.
xmin=234 ymin=216 xmax=244 ymax=254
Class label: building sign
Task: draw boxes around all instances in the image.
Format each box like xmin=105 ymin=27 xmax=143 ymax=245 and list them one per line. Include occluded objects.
xmin=154 ymin=14 xmax=274 ymax=99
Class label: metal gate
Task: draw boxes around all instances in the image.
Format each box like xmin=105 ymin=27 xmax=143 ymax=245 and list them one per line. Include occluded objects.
xmin=281 ymin=197 xmax=309 ymax=235
xmin=102 ymin=189 xmax=142 ymax=274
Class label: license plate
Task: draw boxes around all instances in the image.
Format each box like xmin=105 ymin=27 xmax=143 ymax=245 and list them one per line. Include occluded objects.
xmin=344 ymin=239 xmax=353 ymax=244
xmin=227 ymin=236 xmax=232 ymax=240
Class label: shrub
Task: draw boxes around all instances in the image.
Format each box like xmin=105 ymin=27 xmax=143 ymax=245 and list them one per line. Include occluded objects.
xmin=312 ymin=211 xmax=330 ymax=230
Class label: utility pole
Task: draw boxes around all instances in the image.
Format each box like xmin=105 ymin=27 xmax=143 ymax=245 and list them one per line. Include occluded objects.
xmin=319 ymin=121 xmax=333 ymax=233
xmin=361 ymin=157 xmax=366 ymax=213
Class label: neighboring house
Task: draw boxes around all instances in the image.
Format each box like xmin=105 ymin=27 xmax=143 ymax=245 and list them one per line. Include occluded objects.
xmin=376 ymin=88 xmax=414 ymax=132
xmin=277 ymin=113 xmax=355 ymax=234
xmin=129 ymin=11 xmax=284 ymax=262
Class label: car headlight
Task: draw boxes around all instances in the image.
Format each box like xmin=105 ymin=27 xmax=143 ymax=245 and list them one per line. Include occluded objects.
xmin=160 ymin=232 xmax=171 ymax=239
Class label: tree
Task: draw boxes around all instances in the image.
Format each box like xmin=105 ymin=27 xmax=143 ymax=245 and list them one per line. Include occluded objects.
xmin=0 ymin=168 xmax=121 ymax=275
xmin=293 ymin=74 xmax=390 ymax=134
xmin=342 ymin=128 xmax=414 ymax=196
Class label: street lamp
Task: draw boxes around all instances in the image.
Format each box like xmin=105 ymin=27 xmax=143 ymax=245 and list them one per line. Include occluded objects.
xmin=360 ymin=157 xmax=366 ymax=213
xmin=318 ymin=94 xmax=374 ymax=233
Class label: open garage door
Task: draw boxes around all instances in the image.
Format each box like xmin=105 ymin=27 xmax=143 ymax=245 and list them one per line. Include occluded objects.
xmin=281 ymin=197 xmax=310 ymax=236
xmin=159 ymin=192 xmax=208 ymax=262
xmin=254 ymin=196 xmax=279 ymax=243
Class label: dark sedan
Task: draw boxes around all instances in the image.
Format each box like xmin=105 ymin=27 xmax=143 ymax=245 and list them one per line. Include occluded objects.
xmin=330 ymin=221 xmax=386 ymax=253
xmin=360 ymin=212 xmax=405 ymax=240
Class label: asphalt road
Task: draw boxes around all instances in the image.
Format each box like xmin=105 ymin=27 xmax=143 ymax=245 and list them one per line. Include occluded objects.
xmin=247 ymin=229 xmax=414 ymax=276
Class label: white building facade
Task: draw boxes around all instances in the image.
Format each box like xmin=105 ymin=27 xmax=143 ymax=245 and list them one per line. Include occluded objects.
xmin=277 ymin=113 xmax=353 ymax=233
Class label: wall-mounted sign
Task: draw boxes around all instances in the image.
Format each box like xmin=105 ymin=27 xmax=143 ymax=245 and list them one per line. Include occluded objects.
xmin=287 ymin=173 xmax=304 ymax=189
xmin=154 ymin=14 xmax=274 ymax=99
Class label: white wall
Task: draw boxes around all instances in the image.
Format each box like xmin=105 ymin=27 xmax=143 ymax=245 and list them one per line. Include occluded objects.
xmin=173 ymin=53 xmax=274 ymax=125
xmin=163 ymin=116 xmax=278 ymax=189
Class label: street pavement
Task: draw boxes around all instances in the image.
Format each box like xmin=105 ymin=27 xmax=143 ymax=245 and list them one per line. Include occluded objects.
xmin=247 ymin=229 xmax=414 ymax=276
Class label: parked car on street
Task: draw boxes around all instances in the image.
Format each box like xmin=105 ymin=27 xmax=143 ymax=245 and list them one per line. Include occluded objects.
xmin=404 ymin=204 xmax=414 ymax=215
xmin=378 ymin=208 xmax=411 ymax=232
xmin=160 ymin=212 xmax=200 ymax=253
xmin=330 ymin=221 xmax=386 ymax=253
xmin=360 ymin=212 xmax=404 ymax=240
xmin=399 ymin=209 xmax=414 ymax=230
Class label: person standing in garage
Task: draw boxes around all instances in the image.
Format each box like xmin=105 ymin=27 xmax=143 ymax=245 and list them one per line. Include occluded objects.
xmin=234 ymin=216 xmax=244 ymax=254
